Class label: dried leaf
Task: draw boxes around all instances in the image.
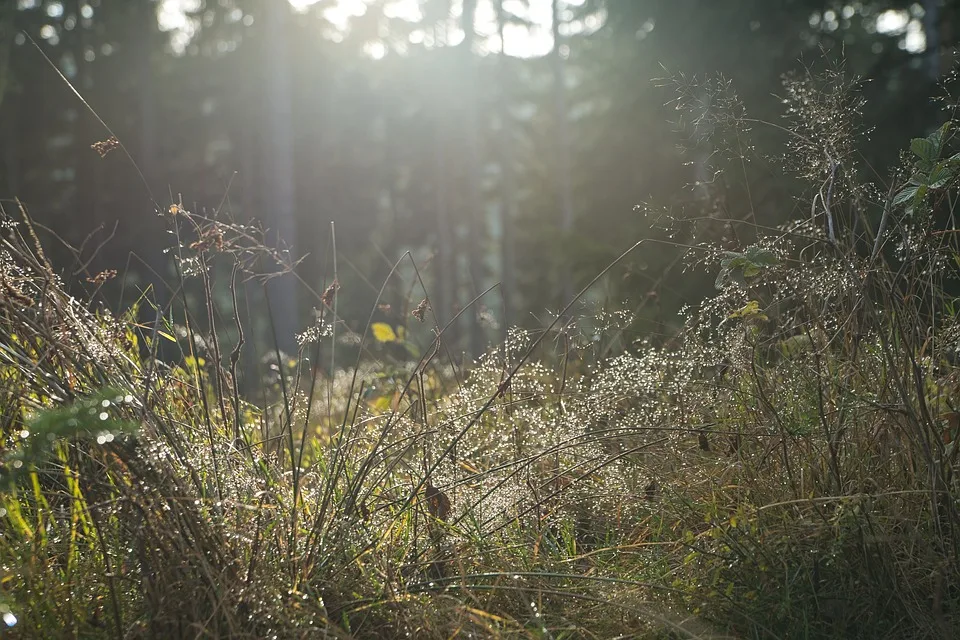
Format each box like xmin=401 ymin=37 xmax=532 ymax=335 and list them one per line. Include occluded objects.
xmin=321 ymin=279 xmax=339 ymax=308
xmin=86 ymin=269 xmax=117 ymax=286
xmin=412 ymin=298 xmax=430 ymax=322
xmin=91 ymin=136 xmax=120 ymax=158
xmin=644 ymin=480 xmax=659 ymax=502
xmin=425 ymin=483 xmax=451 ymax=521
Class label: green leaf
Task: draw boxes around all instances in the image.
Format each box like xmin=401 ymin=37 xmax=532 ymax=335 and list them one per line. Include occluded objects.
xmin=715 ymin=246 xmax=778 ymax=289
xmin=931 ymin=121 xmax=952 ymax=151
xmin=911 ymin=137 xmax=938 ymax=162
xmin=928 ymin=163 xmax=954 ymax=189
xmin=912 ymin=121 xmax=951 ymax=162
xmin=2 ymin=389 xmax=139 ymax=485
xmin=892 ymin=186 xmax=919 ymax=208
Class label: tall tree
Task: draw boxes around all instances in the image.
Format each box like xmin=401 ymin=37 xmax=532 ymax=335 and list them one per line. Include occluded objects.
xmin=551 ymin=0 xmax=575 ymax=308
xmin=0 ymin=2 xmax=17 ymax=198
xmin=461 ymin=0 xmax=485 ymax=356
xmin=261 ymin=0 xmax=299 ymax=354
xmin=923 ymin=0 xmax=941 ymax=81
xmin=495 ymin=0 xmax=517 ymax=331
xmin=424 ymin=0 xmax=458 ymax=346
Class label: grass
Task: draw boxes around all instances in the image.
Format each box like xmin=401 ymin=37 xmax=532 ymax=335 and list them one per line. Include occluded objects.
xmin=2 ymin=62 xmax=960 ymax=639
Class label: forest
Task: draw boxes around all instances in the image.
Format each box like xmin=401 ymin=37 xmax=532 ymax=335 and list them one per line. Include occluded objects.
xmin=2 ymin=0 xmax=960 ymax=638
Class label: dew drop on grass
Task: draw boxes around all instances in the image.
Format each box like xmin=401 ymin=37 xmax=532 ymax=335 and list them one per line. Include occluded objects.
xmin=3 ymin=612 xmax=16 ymax=627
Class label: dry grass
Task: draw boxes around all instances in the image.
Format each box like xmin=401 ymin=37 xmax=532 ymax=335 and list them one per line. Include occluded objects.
xmin=2 ymin=63 xmax=960 ymax=639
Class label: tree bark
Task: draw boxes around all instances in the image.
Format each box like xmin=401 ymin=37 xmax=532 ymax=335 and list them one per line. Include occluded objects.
xmin=495 ymin=0 xmax=516 ymax=333
xmin=551 ymin=0 xmax=575 ymax=308
xmin=922 ymin=0 xmax=940 ymax=82
xmin=461 ymin=0 xmax=485 ymax=357
xmin=433 ymin=19 xmax=457 ymax=347
xmin=262 ymin=1 xmax=299 ymax=354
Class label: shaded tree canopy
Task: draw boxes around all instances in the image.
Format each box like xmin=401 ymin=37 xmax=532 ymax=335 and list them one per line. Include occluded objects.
xmin=0 ymin=0 xmax=953 ymax=353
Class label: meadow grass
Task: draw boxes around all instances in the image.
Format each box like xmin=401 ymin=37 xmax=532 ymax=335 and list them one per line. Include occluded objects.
xmin=2 ymin=64 xmax=960 ymax=639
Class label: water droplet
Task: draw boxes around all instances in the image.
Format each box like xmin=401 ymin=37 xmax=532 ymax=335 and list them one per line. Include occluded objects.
xmin=99 ymin=412 xmax=108 ymax=421
xmin=19 ymin=430 xmax=29 ymax=439
xmin=3 ymin=612 xmax=16 ymax=627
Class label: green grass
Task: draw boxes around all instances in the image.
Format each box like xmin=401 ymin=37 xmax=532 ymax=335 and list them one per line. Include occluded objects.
xmin=2 ymin=65 xmax=960 ymax=639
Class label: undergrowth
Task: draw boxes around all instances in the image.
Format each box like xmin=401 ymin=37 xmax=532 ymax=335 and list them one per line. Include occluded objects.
xmin=2 ymin=61 xmax=960 ymax=639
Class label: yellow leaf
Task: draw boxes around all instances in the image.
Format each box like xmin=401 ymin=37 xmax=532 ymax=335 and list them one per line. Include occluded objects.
xmin=371 ymin=322 xmax=397 ymax=343
xmin=729 ymin=300 xmax=767 ymax=321
xmin=370 ymin=394 xmax=392 ymax=413
xmin=459 ymin=460 xmax=482 ymax=474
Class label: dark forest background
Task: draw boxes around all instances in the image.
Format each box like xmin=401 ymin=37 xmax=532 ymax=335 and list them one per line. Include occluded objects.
xmin=0 ymin=0 xmax=953 ymax=358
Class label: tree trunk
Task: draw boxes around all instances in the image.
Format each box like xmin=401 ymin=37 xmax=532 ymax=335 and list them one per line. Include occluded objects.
xmin=495 ymin=0 xmax=516 ymax=333
xmin=71 ymin=0 xmax=99 ymax=273
xmin=551 ymin=0 xmax=575 ymax=308
xmin=433 ymin=19 xmax=457 ymax=347
xmin=461 ymin=0 xmax=485 ymax=357
xmin=132 ymin=1 xmax=169 ymax=313
xmin=0 ymin=2 xmax=16 ymax=200
xmin=262 ymin=1 xmax=299 ymax=354
xmin=922 ymin=0 xmax=940 ymax=82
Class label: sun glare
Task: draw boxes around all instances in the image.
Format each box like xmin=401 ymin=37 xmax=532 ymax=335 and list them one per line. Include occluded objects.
xmin=157 ymin=0 xmax=591 ymax=58
xmin=293 ymin=0 xmax=575 ymax=58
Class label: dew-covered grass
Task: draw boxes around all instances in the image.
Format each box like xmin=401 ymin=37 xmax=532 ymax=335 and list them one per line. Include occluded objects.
xmin=2 ymin=64 xmax=960 ymax=639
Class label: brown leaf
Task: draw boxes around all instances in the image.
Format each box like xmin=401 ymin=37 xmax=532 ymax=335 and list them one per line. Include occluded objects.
xmin=86 ymin=269 xmax=117 ymax=286
xmin=412 ymin=297 xmax=430 ymax=322
xmin=321 ymin=279 xmax=340 ymax=308
xmin=425 ymin=482 xmax=451 ymax=521
xmin=91 ymin=136 xmax=120 ymax=158
xmin=644 ymin=480 xmax=659 ymax=502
